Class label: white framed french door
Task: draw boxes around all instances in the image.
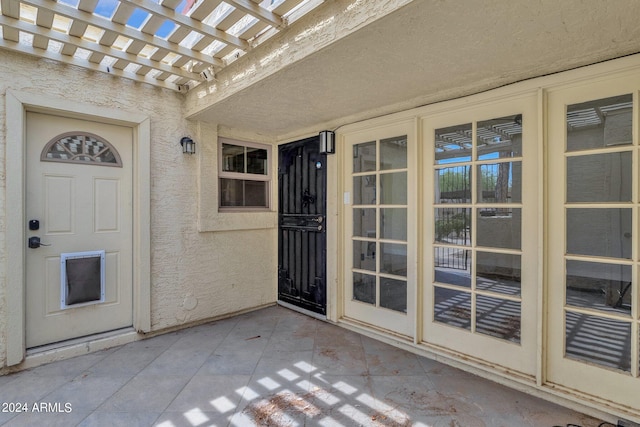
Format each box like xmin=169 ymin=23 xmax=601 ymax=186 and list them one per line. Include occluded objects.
xmin=422 ymin=93 xmax=539 ymax=375
xmin=342 ymin=119 xmax=417 ymax=338
xmin=547 ymin=75 xmax=640 ymax=410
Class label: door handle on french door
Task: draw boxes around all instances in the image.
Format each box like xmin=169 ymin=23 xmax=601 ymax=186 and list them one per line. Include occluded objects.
xmin=28 ymin=236 xmax=51 ymax=249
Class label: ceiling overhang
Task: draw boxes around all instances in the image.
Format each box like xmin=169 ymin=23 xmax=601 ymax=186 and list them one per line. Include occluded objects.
xmin=3 ymin=0 xmax=640 ymax=139
xmin=186 ymin=0 xmax=640 ymax=138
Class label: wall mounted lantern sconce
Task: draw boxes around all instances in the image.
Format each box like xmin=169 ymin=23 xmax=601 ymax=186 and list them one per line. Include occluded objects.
xmin=319 ymin=130 xmax=335 ymax=154
xmin=180 ymin=136 xmax=196 ymax=155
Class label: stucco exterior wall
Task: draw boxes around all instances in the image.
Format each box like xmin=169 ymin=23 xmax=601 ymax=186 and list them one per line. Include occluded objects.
xmin=0 ymin=51 xmax=277 ymax=367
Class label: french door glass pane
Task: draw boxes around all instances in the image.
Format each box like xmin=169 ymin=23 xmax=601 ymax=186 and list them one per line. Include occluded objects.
xmin=435 ymin=123 xmax=472 ymax=164
xmin=476 ymin=208 xmax=521 ymax=250
xmin=436 ymin=166 xmax=471 ymax=203
xmin=566 ymin=260 xmax=631 ymax=316
xmin=476 ymin=252 xmax=521 ymax=296
xmin=565 ymin=311 xmax=631 ymax=372
xmin=380 ymin=172 xmax=407 ymax=204
xmin=380 ymin=243 xmax=407 ymax=277
xmin=353 ymin=141 xmax=376 ymax=172
xmin=380 ymin=208 xmax=407 ymax=240
xmin=353 ymin=208 xmax=376 ymax=238
xmin=434 ymin=287 xmax=471 ymax=329
xmin=567 ymin=152 xmax=632 ymax=203
xmin=380 ymin=277 xmax=407 ymax=312
xmin=353 ymin=272 xmax=375 ymax=304
xmin=434 ymin=249 xmax=471 ymax=288
xmin=435 ymin=208 xmax=471 ymax=245
xmin=477 ymin=162 xmax=521 ymax=203
xmin=353 ymin=175 xmax=376 ymax=205
xmin=353 ymin=240 xmax=376 ymax=272
xmin=567 ymin=94 xmax=632 ymax=152
xmin=380 ymin=135 xmax=407 ymax=170
xmin=477 ymin=115 xmax=523 ymax=160
xmin=566 ymin=208 xmax=632 ymax=259
xmin=476 ymin=295 xmax=521 ymax=343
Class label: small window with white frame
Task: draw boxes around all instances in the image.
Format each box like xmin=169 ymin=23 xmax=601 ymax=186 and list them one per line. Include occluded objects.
xmin=219 ymin=138 xmax=271 ymax=210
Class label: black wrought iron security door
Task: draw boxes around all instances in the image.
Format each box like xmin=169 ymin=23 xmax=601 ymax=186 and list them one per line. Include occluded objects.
xmin=278 ymin=137 xmax=326 ymax=315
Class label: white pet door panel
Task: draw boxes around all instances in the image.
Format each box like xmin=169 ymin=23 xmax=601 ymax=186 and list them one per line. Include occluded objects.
xmin=60 ymin=250 xmax=106 ymax=309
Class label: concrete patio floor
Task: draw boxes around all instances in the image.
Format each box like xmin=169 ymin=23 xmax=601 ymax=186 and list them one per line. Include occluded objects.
xmin=0 ymin=305 xmax=605 ymax=427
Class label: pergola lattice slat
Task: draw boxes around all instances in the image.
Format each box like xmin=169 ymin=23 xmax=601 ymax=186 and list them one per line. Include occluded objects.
xmin=0 ymin=14 xmax=197 ymax=80
xmin=226 ymin=0 xmax=283 ymax=28
xmin=0 ymin=0 xmax=322 ymax=91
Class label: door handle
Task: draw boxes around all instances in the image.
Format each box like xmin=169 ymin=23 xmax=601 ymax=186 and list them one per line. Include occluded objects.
xmin=28 ymin=236 xmax=51 ymax=249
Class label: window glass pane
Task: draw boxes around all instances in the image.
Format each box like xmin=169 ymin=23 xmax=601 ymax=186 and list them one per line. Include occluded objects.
xmin=353 ymin=208 xmax=376 ymax=238
xmin=567 ymin=208 xmax=632 ymax=259
xmin=435 ymin=123 xmax=472 ymax=164
xmin=380 ymin=208 xmax=407 ymax=241
xmin=222 ymin=144 xmax=245 ymax=173
xmin=353 ymin=175 xmax=376 ymax=205
xmin=436 ymin=166 xmax=471 ymax=203
xmin=477 ymin=208 xmax=521 ymax=250
xmin=567 ymin=152 xmax=632 ymax=203
xmin=220 ymin=179 xmax=267 ymax=207
xmin=476 ymin=115 xmax=522 ymax=160
xmin=353 ymin=272 xmax=375 ymax=304
xmin=567 ymin=94 xmax=632 ymax=152
xmin=244 ymin=181 xmax=267 ymax=207
xmin=476 ymin=295 xmax=521 ymax=344
xmin=380 ymin=277 xmax=407 ymax=312
xmin=435 ymin=208 xmax=471 ymax=246
xmin=476 ymin=252 xmax=521 ymax=296
xmin=353 ymin=240 xmax=376 ymax=272
xmin=380 ymin=243 xmax=407 ymax=277
xmin=565 ymin=311 xmax=631 ymax=372
xmin=246 ymin=147 xmax=268 ymax=175
xmin=566 ymin=260 xmax=631 ymax=316
xmin=353 ymin=141 xmax=376 ymax=173
xmin=220 ymin=178 xmax=244 ymax=207
xmin=380 ymin=135 xmax=407 ymax=170
xmin=434 ymin=287 xmax=471 ymax=330
xmin=434 ymin=249 xmax=471 ymax=288
xmin=477 ymin=162 xmax=521 ymax=203
xmin=380 ymin=172 xmax=407 ymax=205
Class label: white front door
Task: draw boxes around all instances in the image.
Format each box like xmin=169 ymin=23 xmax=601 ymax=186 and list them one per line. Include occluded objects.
xmin=547 ymin=77 xmax=640 ymax=410
xmin=25 ymin=112 xmax=133 ymax=348
xmin=342 ymin=120 xmax=417 ymax=337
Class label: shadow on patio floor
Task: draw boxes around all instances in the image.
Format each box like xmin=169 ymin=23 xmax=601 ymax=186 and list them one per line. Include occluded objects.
xmin=0 ymin=305 xmax=603 ymax=426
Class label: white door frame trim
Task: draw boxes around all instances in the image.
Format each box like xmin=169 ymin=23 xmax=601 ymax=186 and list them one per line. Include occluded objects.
xmin=5 ymin=89 xmax=151 ymax=366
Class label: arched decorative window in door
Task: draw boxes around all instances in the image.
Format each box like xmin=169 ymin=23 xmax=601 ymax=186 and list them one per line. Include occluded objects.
xmin=41 ymin=132 xmax=122 ymax=167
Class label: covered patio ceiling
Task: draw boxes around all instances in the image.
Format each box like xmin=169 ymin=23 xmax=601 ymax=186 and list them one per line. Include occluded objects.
xmin=186 ymin=0 xmax=640 ymax=138
xmin=3 ymin=0 xmax=640 ymax=138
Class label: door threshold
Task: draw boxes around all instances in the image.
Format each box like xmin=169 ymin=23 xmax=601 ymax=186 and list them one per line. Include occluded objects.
xmin=277 ymin=300 xmax=327 ymax=321
xmin=22 ymin=327 xmax=138 ymax=370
